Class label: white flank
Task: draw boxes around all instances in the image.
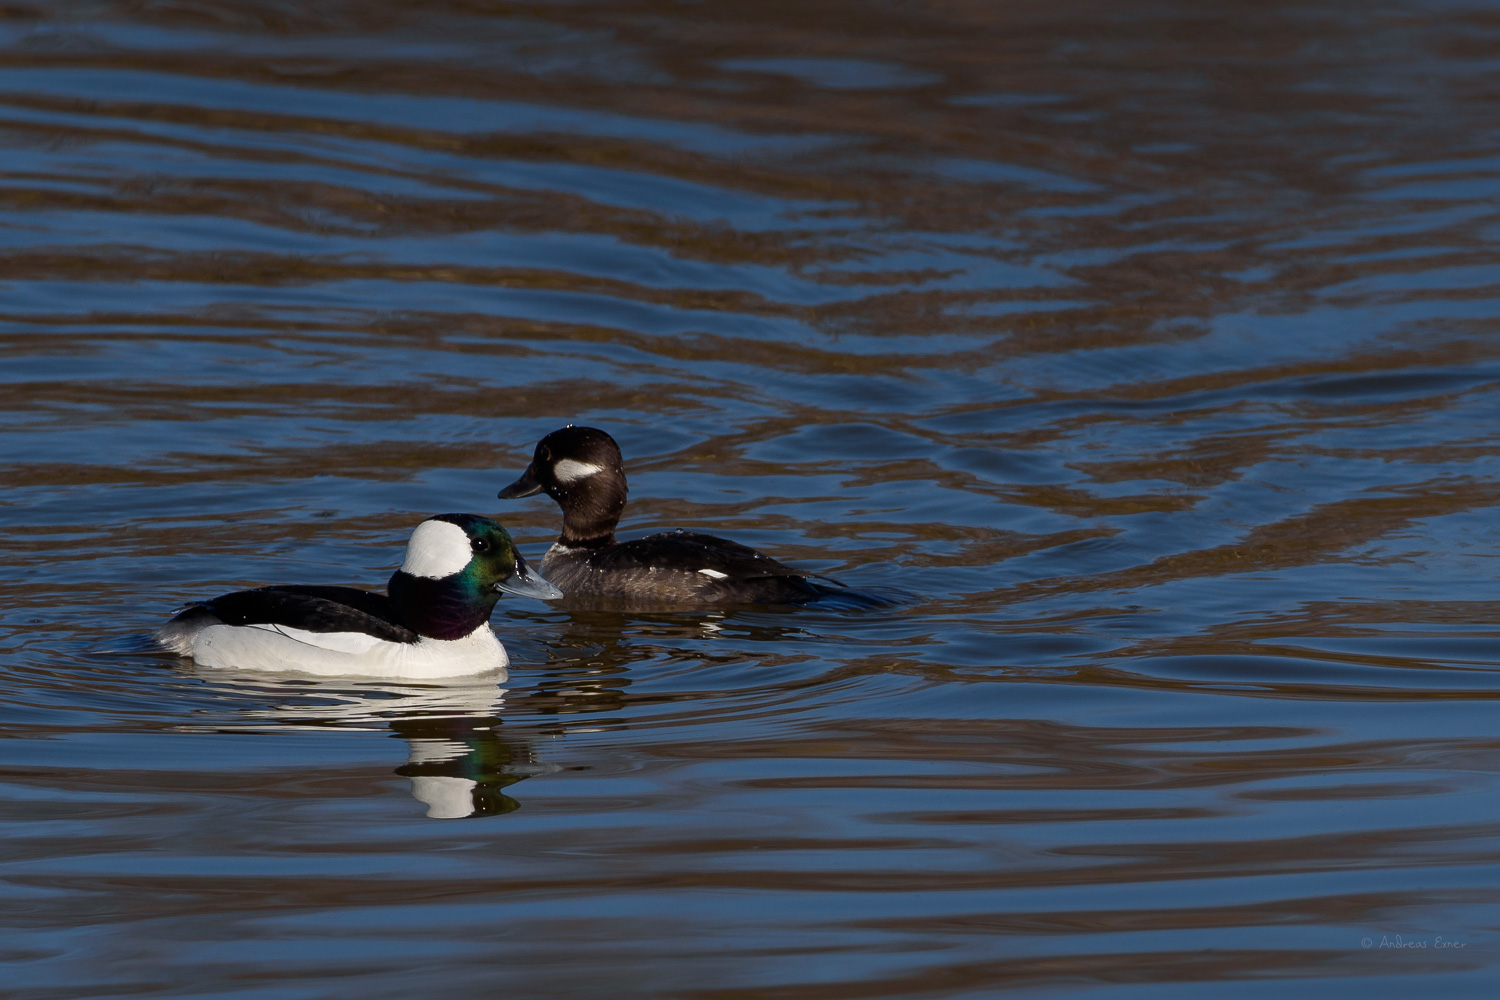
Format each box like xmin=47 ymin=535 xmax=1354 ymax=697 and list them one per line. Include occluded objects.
xmin=553 ymin=458 xmax=604 ymax=483
xmin=188 ymin=622 xmax=508 ymax=679
xmin=698 ymin=568 xmax=729 ymax=579
xmin=246 ymin=624 xmax=384 ymax=653
xmin=401 ymin=519 xmax=473 ymax=579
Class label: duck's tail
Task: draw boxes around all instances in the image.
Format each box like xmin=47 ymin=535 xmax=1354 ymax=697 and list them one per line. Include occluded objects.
xmin=803 ymin=577 xmax=910 ymax=610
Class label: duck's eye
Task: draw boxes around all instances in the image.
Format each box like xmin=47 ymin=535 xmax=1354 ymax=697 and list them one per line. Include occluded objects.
xmin=471 ymin=537 xmax=491 ymax=554
xmin=538 ymin=445 xmax=551 ymax=463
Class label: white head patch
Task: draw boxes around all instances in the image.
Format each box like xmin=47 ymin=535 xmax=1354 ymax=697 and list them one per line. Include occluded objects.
xmin=401 ymin=519 xmax=473 ymax=579
xmin=553 ymin=458 xmax=605 ymax=483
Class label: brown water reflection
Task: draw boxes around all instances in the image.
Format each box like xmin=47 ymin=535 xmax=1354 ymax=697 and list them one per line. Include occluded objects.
xmin=5 ymin=0 xmax=1500 ymax=996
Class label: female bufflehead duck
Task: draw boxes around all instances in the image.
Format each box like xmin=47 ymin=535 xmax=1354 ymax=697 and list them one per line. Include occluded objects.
xmin=155 ymin=513 xmax=561 ymax=678
xmin=498 ymin=425 xmax=870 ymax=605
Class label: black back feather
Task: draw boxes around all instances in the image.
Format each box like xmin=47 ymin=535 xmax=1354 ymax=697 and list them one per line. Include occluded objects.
xmin=586 ymin=531 xmax=830 ymax=603
xmin=195 ymin=585 xmax=418 ymax=644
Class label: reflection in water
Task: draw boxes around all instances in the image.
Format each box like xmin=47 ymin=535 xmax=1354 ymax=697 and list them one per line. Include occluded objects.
xmin=201 ymin=672 xmax=546 ymax=819
xmin=394 ymin=719 xmax=534 ymax=820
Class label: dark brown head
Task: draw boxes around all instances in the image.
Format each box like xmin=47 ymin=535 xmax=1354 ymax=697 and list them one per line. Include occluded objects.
xmin=497 ymin=425 xmax=628 ymax=548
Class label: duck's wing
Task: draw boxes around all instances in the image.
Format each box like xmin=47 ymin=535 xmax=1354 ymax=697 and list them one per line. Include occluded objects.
xmin=604 ymin=531 xmax=810 ymax=578
xmin=575 ymin=531 xmax=825 ymax=605
xmin=613 ymin=532 xmax=901 ymax=607
xmin=196 ymin=586 xmax=418 ymax=644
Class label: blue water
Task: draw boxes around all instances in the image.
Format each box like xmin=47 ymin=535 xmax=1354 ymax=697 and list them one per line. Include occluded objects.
xmin=4 ymin=1 xmax=1500 ymax=996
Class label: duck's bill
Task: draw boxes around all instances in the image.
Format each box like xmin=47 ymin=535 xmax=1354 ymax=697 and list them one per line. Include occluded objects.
xmin=495 ymin=558 xmax=563 ymax=601
xmin=497 ymin=465 xmax=543 ymax=499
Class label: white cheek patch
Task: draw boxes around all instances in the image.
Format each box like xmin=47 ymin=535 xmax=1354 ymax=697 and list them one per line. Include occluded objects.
xmin=553 ymin=458 xmax=605 ymax=483
xmin=401 ymin=519 xmax=473 ymax=579
xmin=698 ymin=568 xmax=728 ymax=580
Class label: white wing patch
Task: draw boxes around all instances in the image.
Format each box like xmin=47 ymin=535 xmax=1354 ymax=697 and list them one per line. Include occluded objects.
xmin=697 ymin=568 xmax=729 ymax=580
xmin=401 ymin=519 xmax=472 ymax=579
xmin=553 ymin=458 xmax=604 ymax=483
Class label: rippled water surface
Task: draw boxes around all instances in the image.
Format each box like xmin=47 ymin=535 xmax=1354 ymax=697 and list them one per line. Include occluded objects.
xmin=6 ymin=1 xmax=1500 ymax=996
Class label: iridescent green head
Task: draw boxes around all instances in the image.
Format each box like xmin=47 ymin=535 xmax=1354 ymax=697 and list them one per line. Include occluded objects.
xmin=389 ymin=513 xmax=561 ymax=640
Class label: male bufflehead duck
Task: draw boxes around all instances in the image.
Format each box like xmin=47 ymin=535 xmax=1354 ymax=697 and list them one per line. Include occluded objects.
xmin=498 ymin=425 xmax=871 ymax=605
xmin=155 ymin=513 xmax=561 ymax=678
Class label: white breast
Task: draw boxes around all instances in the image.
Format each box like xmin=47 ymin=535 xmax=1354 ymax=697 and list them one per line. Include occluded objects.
xmin=189 ymin=622 xmax=508 ymax=679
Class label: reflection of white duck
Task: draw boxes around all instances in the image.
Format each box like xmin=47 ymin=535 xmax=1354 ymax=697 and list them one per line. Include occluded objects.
xmin=398 ymin=728 xmax=535 ymax=820
xmin=189 ymin=672 xmax=553 ymax=819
